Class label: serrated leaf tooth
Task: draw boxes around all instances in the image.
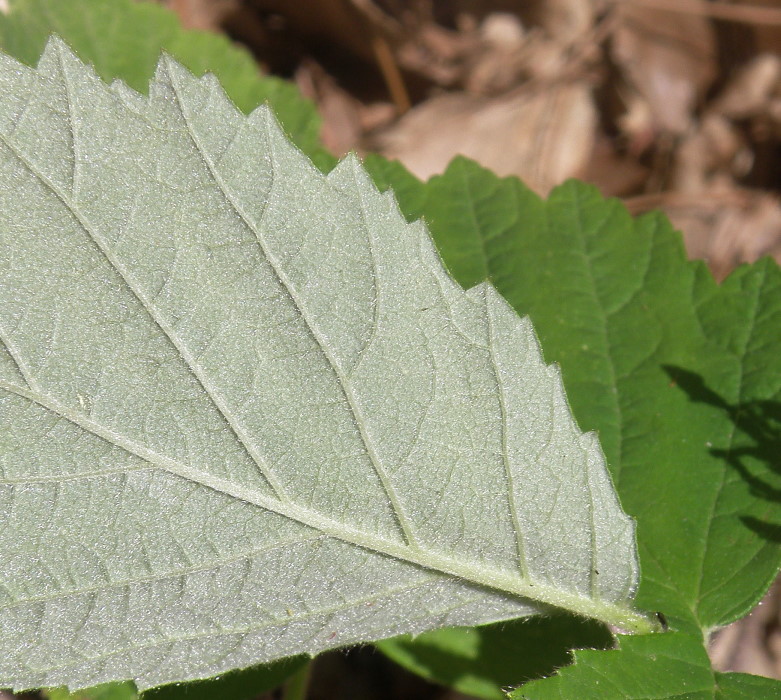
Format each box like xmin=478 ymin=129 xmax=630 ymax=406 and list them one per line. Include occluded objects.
xmin=0 ymin=38 xmax=650 ymax=691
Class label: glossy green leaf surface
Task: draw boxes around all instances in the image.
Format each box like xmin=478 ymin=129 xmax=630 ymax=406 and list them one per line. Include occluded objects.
xmin=0 ymin=41 xmax=652 ymax=692
xmin=364 ymin=155 xmax=781 ymax=694
xmin=369 ymin=155 xmax=781 ymax=632
xmin=0 ymin=0 xmax=331 ymax=165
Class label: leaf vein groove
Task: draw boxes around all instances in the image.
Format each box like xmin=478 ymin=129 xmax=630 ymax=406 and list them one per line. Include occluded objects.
xmin=484 ymin=294 xmax=529 ymax=578
xmin=22 ymin=577 xmax=460 ymax=676
xmin=164 ymin=64 xmax=418 ymax=547
xmin=0 ymin=113 xmax=288 ymax=501
xmin=0 ymin=320 xmax=38 ymax=390
xmin=0 ymin=534 xmax=328 ymax=611
xmin=0 ymin=377 xmax=652 ymax=629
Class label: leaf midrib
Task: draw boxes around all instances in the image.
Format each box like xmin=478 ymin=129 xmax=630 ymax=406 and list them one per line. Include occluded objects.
xmin=0 ymin=376 xmax=653 ymax=630
xmin=163 ymin=58 xmax=418 ymax=548
xmin=0 ymin=49 xmax=658 ymax=633
xmin=0 ymin=376 xmax=510 ymax=584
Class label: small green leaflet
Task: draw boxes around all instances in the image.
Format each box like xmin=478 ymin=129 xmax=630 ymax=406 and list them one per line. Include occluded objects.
xmin=0 ymin=38 xmax=656 ymax=692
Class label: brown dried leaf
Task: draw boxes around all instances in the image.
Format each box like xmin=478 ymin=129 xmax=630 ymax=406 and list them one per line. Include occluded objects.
xmin=370 ymin=83 xmax=596 ymax=193
xmin=673 ymin=113 xmax=751 ymax=191
xmin=295 ymin=59 xmax=365 ymax=156
xmin=167 ymin=0 xmax=237 ymax=31
xmin=629 ymin=188 xmax=781 ymax=281
xmin=715 ymin=53 xmax=781 ymax=119
xmin=530 ymin=0 xmax=595 ymax=43
xmin=710 ymin=579 xmax=781 ymax=679
xmin=611 ymin=4 xmax=716 ymax=134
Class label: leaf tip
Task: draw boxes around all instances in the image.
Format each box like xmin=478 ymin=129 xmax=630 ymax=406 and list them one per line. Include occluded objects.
xmin=37 ymin=32 xmax=68 ymax=69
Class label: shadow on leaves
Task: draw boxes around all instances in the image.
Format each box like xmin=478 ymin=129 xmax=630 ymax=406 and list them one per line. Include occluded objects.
xmin=663 ymin=365 xmax=781 ymax=542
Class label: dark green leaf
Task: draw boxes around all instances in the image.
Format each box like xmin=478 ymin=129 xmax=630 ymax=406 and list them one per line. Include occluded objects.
xmin=364 ymin=154 xmax=781 ymax=694
xmin=513 ymin=633 xmax=715 ymax=699
xmin=376 ymin=615 xmax=611 ymax=700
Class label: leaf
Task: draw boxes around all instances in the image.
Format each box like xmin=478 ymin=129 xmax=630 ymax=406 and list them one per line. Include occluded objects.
xmin=0 ymin=0 xmax=334 ymax=166
xmin=0 ymin=40 xmax=654 ymax=692
xmin=512 ymin=632 xmax=715 ymax=700
xmin=713 ymin=672 xmax=781 ymax=700
xmin=513 ymin=633 xmax=781 ymax=700
xmin=0 ymin=4 xmax=623 ymax=689
xmin=46 ymin=682 xmax=138 ymax=700
xmin=364 ymin=156 xmax=781 ymax=690
xmin=368 ymin=155 xmax=781 ymax=629
xmin=139 ymin=657 xmax=308 ymax=700
xmin=41 ymin=656 xmax=308 ymax=700
xmin=375 ymin=614 xmax=612 ymax=700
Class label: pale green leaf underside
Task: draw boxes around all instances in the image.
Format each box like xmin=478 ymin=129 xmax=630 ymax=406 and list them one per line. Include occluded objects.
xmin=0 ymin=39 xmax=649 ymax=691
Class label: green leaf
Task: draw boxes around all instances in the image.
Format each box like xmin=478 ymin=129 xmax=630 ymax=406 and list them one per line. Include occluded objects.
xmin=0 ymin=0 xmax=333 ymax=165
xmin=362 ymin=154 xmax=427 ymax=221
xmin=713 ymin=672 xmax=781 ymax=699
xmin=363 ymin=154 xmax=781 ymax=694
xmin=140 ymin=656 xmax=307 ymax=700
xmin=0 ymin=40 xmax=654 ymax=692
xmin=367 ymin=156 xmax=781 ymax=634
xmin=512 ymin=633 xmax=781 ymax=700
xmin=512 ymin=632 xmax=715 ymax=699
xmin=376 ymin=615 xmax=612 ymax=700
xmin=41 ymin=657 xmax=308 ymax=700
xmin=46 ymin=682 xmax=138 ymax=700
